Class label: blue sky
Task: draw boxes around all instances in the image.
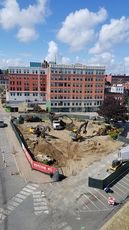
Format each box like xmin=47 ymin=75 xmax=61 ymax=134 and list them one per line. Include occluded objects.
xmin=0 ymin=0 xmax=129 ymax=74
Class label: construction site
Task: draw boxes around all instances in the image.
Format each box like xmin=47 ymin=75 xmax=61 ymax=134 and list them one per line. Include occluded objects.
xmin=15 ymin=113 xmax=123 ymax=177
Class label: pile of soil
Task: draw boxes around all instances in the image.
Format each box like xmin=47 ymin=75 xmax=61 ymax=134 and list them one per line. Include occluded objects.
xmin=17 ymin=120 xmax=123 ymax=176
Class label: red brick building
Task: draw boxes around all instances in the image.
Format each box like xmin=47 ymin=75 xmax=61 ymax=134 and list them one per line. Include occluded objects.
xmin=7 ymin=64 xmax=47 ymax=103
xmin=46 ymin=63 xmax=105 ymax=112
xmin=6 ymin=62 xmax=106 ymax=112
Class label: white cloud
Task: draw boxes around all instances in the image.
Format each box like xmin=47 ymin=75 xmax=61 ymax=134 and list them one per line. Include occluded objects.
xmin=17 ymin=27 xmax=38 ymax=42
xmin=45 ymin=40 xmax=71 ymax=64
xmin=57 ymin=8 xmax=107 ymax=51
xmin=0 ymin=0 xmax=48 ymax=42
xmin=89 ymin=52 xmax=115 ymax=66
xmin=88 ymin=52 xmax=117 ymax=74
xmin=90 ymin=16 xmax=129 ymax=54
xmin=0 ymin=58 xmax=27 ymax=68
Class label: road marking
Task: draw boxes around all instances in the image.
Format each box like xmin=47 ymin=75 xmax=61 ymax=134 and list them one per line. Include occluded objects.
xmin=0 ymin=183 xmax=39 ymax=223
xmin=20 ymin=191 xmax=30 ymax=196
xmin=83 ymin=193 xmax=100 ymax=210
xmin=123 ymin=176 xmax=129 ymax=183
xmin=117 ymin=181 xmax=128 ymax=191
xmin=120 ymin=179 xmax=129 ymax=188
xmin=33 ymin=190 xmax=49 ymax=215
xmin=113 ymin=189 xmax=123 ymax=199
xmin=78 ymin=195 xmax=90 ymax=210
xmin=95 ymin=189 xmax=109 ymax=201
xmin=62 ymin=226 xmax=72 ymax=230
xmin=16 ymin=194 xmax=26 ymax=199
xmin=22 ymin=188 xmax=34 ymax=193
xmin=114 ymin=184 xmax=126 ymax=196
xmin=90 ymin=192 xmax=108 ymax=209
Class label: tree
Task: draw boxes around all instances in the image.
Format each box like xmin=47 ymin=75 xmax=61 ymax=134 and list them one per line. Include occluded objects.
xmin=98 ymin=97 xmax=128 ymax=123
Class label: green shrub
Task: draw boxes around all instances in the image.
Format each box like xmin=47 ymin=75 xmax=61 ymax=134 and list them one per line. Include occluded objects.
xmin=108 ymin=128 xmax=121 ymax=140
xmin=109 ymin=132 xmax=118 ymax=140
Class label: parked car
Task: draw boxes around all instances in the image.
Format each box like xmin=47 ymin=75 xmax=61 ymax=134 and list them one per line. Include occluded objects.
xmin=0 ymin=120 xmax=7 ymax=127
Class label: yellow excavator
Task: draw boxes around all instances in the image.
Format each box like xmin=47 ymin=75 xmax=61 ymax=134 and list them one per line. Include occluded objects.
xmin=71 ymin=121 xmax=88 ymax=141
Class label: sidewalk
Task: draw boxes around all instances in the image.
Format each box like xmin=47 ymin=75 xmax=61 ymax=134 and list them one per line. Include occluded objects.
xmin=7 ymin=122 xmax=53 ymax=184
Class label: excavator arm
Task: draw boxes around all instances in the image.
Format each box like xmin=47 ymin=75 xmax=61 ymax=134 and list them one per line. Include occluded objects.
xmin=71 ymin=121 xmax=88 ymax=141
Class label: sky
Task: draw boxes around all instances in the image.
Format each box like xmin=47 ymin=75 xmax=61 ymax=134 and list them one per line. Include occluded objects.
xmin=0 ymin=0 xmax=129 ymax=74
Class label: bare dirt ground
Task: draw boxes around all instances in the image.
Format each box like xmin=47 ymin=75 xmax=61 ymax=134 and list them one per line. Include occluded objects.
xmin=17 ymin=119 xmax=123 ymax=177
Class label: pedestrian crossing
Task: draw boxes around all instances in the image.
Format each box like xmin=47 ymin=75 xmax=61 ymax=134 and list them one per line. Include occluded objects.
xmin=0 ymin=183 xmax=39 ymax=223
xmin=33 ymin=190 xmax=49 ymax=215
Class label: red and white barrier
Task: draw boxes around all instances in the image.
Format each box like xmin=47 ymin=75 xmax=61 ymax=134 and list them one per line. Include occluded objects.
xmin=21 ymin=143 xmax=58 ymax=175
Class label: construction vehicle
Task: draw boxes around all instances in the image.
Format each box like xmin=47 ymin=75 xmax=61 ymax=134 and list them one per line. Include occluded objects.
xmin=71 ymin=121 xmax=88 ymax=141
xmin=29 ymin=125 xmax=51 ymax=138
xmin=109 ymin=159 xmax=124 ymax=172
xmin=108 ymin=145 xmax=129 ymax=172
xmin=49 ymin=112 xmax=73 ymax=130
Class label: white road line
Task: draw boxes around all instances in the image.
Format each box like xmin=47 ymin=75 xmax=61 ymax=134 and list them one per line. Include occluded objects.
xmin=83 ymin=194 xmax=100 ymax=210
xmin=0 ymin=212 xmax=6 ymax=222
xmin=79 ymin=207 xmax=114 ymax=213
xmin=2 ymin=209 xmax=11 ymax=215
xmin=57 ymin=221 xmax=68 ymax=229
xmin=94 ymin=189 xmax=109 ymax=201
xmin=33 ymin=198 xmax=43 ymax=202
xmin=8 ymin=201 xmax=19 ymax=207
xmin=0 ymin=183 xmax=39 ymax=224
xmin=26 ymin=185 xmax=38 ymax=190
xmin=22 ymin=188 xmax=34 ymax=193
xmin=34 ymin=206 xmax=46 ymax=211
xmin=76 ymin=194 xmax=89 ymax=210
xmin=113 ymin=189 xmax=124 ymax=199
xmin=117 ymin=181 xmax=128 ymax=190
xmin=90 ymin=192 xmax=108 ymax=209
xmin=62 ymin=226 xmax=72 ymax=230
xmin=33 ymin=191 xmax=49 ymax=216
xmin=6 ymin=205 xmax=15 ymax=211
xmin=20 ymin=191 xmax=30 ymax=196
xmin=12 ymin=197 xmax=23 ymax=203
xmin=123 ymin=177 xmax=129 ymax=183
xmin=30 ymin=183 xmax=39 ymax=188
xmin=120 ymin=180 xmax=129 ymax=188
xmin=16 ymin=194 xmax=26 ymax=199
xmin=113 ymin=185 xmax=126 ymax=198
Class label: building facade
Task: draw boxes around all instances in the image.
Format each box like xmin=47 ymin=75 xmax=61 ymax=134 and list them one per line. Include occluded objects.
xmin=6 ymin=64 xmax=47 ymax=103
xmin=110 ymin=84 xmax=124 ymax=94
xmin=0 ymin=70 xmax=8 ymax=86
xmin=46 ymin=63 xmax=105 ymax=112
xmin=6 ymin=62 xmax=105 ymax=112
